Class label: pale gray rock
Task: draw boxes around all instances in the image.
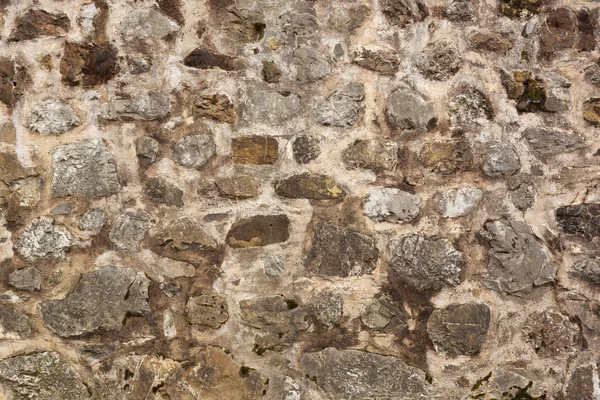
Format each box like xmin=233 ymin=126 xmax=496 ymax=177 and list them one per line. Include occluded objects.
xmin=294 ymin=47 xmax=330 ymax=83
xmin=386 ymin=84 xmax=436 ymax=132
xmin=78 ymin=209 xmax=105 ymax=231
xmin=478 ymin=219 xmax=557 ymax=293
xmin=109 ymin=210 xmax=152 ymax=253
xmin=173 ymin=134 xmax=216 ymax=169
xmin=101 ymin=91 xmax=170 ymax=121
xmin=8 ymin=266 xmax=41 ymax=291
xmin=39 ymin=265 xmax=150 ymax=337
xmin=300 ymin=348 xmax=430 ymax=399
xmin=16 ymin=218 xmax=73 ymax=260
xmin=0 ymin=352 xmax=90 ymax=400
xmin=79 ymin=3 xmax=98 ymax=38
xmin=363 ymin=188 xmax=421 ymax=222
xmin=51 ymin=139 xmax=120 ymax=198
xmin=28 ymin=99 xmax=80 ymax=135
xmin=316 ymin=83 xmax=364 ymax=128
xmin=523 ymin=127 xmax=584 ymax=160
xmin=264 ymin=254 xmax=285 ymax=277
xmin=135 ymin=136 xmax=159 ymax=163
xmin=0 ymin=304 xmax=32 ymax=339
xmin=119 ymin=7 xmax=179 ymax=47
xmin=444 ymin=0 xmax=476 ymax=21
xmin=435 ymin=186 xmax=483 ymax=218
xmin=186 ymin=291 xmax=228 ymax=329
xmin=389 ymin=234 xmax=463 ymax=292
xmin=50 ymin=203 xmax=75 ymax=215
xmin=482 ymin=143 xmax=520 ymax=177
xmin=246 ymin=90 xmax=301 ymax=124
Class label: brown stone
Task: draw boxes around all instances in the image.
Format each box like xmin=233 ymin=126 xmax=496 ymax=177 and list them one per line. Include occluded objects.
xmin=421 ymin=141 xmax=473 ymax=174
xmin=231 ymin=136 xmax=278 ymax=165
xmin=555 ymin=203 xmax=600 ymax=239
xmin=583 ymin=98 xmax=600 ymax=126
xmin=215 ymin=176 xmax=261 ymax=199
xmin=540 ymin=8 xmax=578 ymax=57
xmin=183 ymin=48 xmax=246 ymax=71
xmin=9 ymin=9 xmax=70 ymax=41
xmin=352 ymin=45 xmax=399 ymax=75
xmin=262 ymin=60 xmax=282 ymax=83
xmin=469 ymin=31 xmax=513 ymax=53
xmin=0 ymin=58 xmax=29 ymax=110
xmin=274 ymin=173 xmax=345 ymax=200
xmin=194 ymin=93 xmax=235 ymax=124
xmin=0 ymin=122 xmax=16 ymax=145
xmin=342 ymin=139 xmax=399 ymax=172
xmin=0 ymin=152 xmax=39 ymax=185
xmin=186 ymin=291 xmax=228 ymax=328
xmin=226 ymin=214 xmax=290 ymax=248
xmin=224 ymin=7 xmax=266 ymax=43
xmin=499 ymin=0 xmax=543 ymax=19
xmin=60 ymin=41 xmax=119 ymax=87
xmin=380 ymin=0 xmax=428 ymax=27
xmin=143 ymin=177 xmax=184 ymax=207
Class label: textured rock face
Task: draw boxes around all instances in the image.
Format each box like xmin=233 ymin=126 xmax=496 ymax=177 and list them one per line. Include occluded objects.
xmin=245 ymin=90 xmax=301 ymax=124
xmin=119 ymin=7 xmax=179 ymax=47
xmin=421 ymin=140 xmax=473 ymax=174
xmin=226 ymin=215 xmax=290 ymax=248
xmin=16 ymin=218 xmax=73 ymax=259
xmin=0 ymin=305 xmax=32 ymax=339
xmin=101 ymin=91 xmax=170 ymax=120
xmin=343 ymin=139 xmax=398 ymax=171
xmin=435 ymin=186 xmax=483 ymax=218
xmin=274 ymin=173 xmax=345 ymax=200
xmin=194 ymin=93 xmax=235 ymax=124
xmin=352 ymin=44 xmax=399 ymax=75
xmin=186 ymin=291 xmax=228 ymax=329
xmin=8 ymin=266 xmax=41 ymax=291
xmin=231 ymin=136 xmax=278 ymax=164
xmin=386 ymin=84 xmax=436 ymax=132
xmin=28 ymin=99 xmax=80 ymax=135
xmin=315 ymin=83 xmax=364 ymax=128
xmin=173 ymin=134 xmax=216 ymax=169
xmin=40 ymin=265 xmax=150 ymax=337
xmin=60 ymin=42 xmax=119 ymax=87
xmin=523 ymin=127 xmax=584 ymax=160
xmin=9 ymin=9 xmax=70 ymax=41
xmin=109 ymin=210 xmax=152 ymax=253
xmin=555 ymin=203 xmax=600 ymax=239
xmin=363 ymin=188 xmax=421 ymax=222
xmin=482 ymin=143 xmax=521 ymax=177
xmin=522 ymin=309 xmax=582 ymax=357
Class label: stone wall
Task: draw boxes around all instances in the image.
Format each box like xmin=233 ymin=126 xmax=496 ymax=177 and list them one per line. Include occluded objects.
xmin=0 ymin=0 xmax=599 ymax=398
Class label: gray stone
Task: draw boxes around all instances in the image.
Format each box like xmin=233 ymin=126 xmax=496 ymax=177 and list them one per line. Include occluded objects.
xmin=186 ymin=291 xmax=228 ymax=329
xmin=101 ymin=91 xmax=170 ymax=121
xmin=245 ymin=90 xmax=301 ymax=124
xmin=51 ymin=139 xmax=120 ymax=198
xmin=572 ymin=257 xmax=600 ymax=285
xmin=363 ymin=188 xmax=421 ymax=222
xmin=8 ymin=267 xmax=41 ymax=291
xmin=292 ymin=135 xmax=321 ymax=164
xmin=40 ymin=265 xmax=150 ymax=337
xmin=386 ymin=84 xmax=436 ymax=132
xmin=264 ymin=255 xmax=285 ymax=277
xmin=555 ymin=203 xmax=600 ymax=239
xmin=0 ymin=352 xmax=90 ymax=400
xmin=173 ymin=134 xmax=216 ymax=169
xmin=523 ymin=127 xmax=584 ymax=160
xmin=427 ymin=302 xmax=491 ymax=357
xmin=78 ymin=209 xmax=105 ymax=231
xmin=300 ymin=348 xmax=430 ymax=399
xmin=109 ymin=210 xmax=152 ymax=253
xmin=389 ymin=234 xmax=463 ymax=292
xmin=444 ymin=0 xmax=476 ymax=21
xmin=0 ymin=304 xmax=32 ymax=339
xmin=565 ymin=364 xmax=595 ymax=400
xmin=361 ymin=296 xmax=408 ymax=334
xmin=522 ymin=309 xmax=582 ymax=357
xmin=50 ymin=203 xmax=75 ymax=215
xmin=478 ymin=219 xmax=556 ymax=293
xmin=294 ymin=47 xmax=330 ymax=83
xmin=279 ymin=11 xmax=318 ymax=37
xmin=434 ymin=186 xmax=483 ymax=218
xmin=482 ymin=143 xmax=520 ymax=177
xmin=342 ymin=139 xmax=399 ymax=171
xmin=16 ymin=218 xmax=73 ymax=260
xmin=135 ymin=136 xmax=159 ymax=163
xmin=119 ymin=7 xmax=179 ymax=47
xmin=417 ymin=39 xmax=462 ymax=81
xmin=316 ymin=83 xmax=364 ymax=128
xmin=28 ymin=99 xmax=80 ymax=135
xmin=509 ymin=178 xmax=535 ymax=211
xmin=352 ymin=44 xmax=399 ymax=75
xmin=380 ymin=0 xmax=429 ymax=27
xmin=314 ymin=291 xmax=343 ymax=326
xmin=144 ymin=177 xmax=184 ymax=207
xmin=448 ymin=87 xmax=493 ymax=127
xmin=304 ymin=221 xmax=379 ymax=277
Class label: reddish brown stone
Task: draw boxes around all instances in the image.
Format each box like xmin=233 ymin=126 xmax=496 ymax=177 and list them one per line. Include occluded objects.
xmin=194 ymin=93 xmax=235 ymax=124
xmin=0 ymin=59 xmax=28 ymax=110
xmin=60 ymin=42 xmax=119 ymax=87
xmin=183 ymin=48 xmax=245 ymax=71
xmin=9 ymin=9 xmax=70 ymax=41
xmin=231 ymin=136 xmax=278 ymax=165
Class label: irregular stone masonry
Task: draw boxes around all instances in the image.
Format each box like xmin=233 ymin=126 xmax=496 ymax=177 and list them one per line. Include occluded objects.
xmin=1 ymin=0 xmax=600 ymax=399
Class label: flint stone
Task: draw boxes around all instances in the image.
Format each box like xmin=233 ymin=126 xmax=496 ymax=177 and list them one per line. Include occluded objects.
xmin=101 ymin=91 xmax=170 ymax=121
xmin=352 ymin=44 xmax=399 ymax=75
xmin=482 ymin=143 xmax=520 ymax=177
xmin=109 ymin=210 xmax=152 ymax=253
xmin=144 ymin=177 xmax=184 ymax=207
xmin=522 ymin=309 xmax=582 ymax=357
xmin=245 ymin=90 xmax=301 ymax=124
xmin=421 ymin=140 xmax=473 ymax=174
xmin=78 ymin=209 xmax=105 ymax=231
xmin=274 ymin=173 xmax=345 ymax=200
xmin=572 ymin=257 xmax=600 ymax=284
xmin=417 ymin=39 xmax=462 ymax=81
xmin=435 ymin=186 xmax=483 ymax=218
xmin=386 ymin=84 xmax=436 ymax=132
xmin=119 ymin=7 xmax=179 ymax=47
xmin=194 ymin=93 xmax=235 ymax=124
xmin=8 ymin=267 xmax=41 ymax=291
xmin=427 ymin=302 xmax=491 ymax=357
xmin=304 ymin=221 xmax=379 ymax=277
xmin=389 ymin=234 xmax=463 ymax=292
xmin=0 ymin=305 xmax=32 ymax=339
xmin=301 ymin=348 xmax=429 ymax=399
xmin=292 ymin=136 xmax=321 ymax=164
xmin=363 ymin=188 xmax=421 ymax=222
xmin=226 ymin=215 xmax=290 ymax=248
xmin=9 ymin=9 xmax=70 ymax=41
xmin=478 ymin=219 xmax=556 ymax=293
xmin=0 ymin=352 xmax=90 ymax=400
xmin=135 ymin=136 xmax=159 ymax=163
xmin=16 ymin=218 xmax=73 ymax=260
xmin=556 ymin=203 xmax=600 ymax=239
xmin=60 ymin=42 xmax=119 ymax=87
xmin=186 ymin=291 xmax=228 ymax=329
xmin=51 ymin=139 xmax=120 ymax=198
xmin=231 ymin=136 xmax=278 ymax=165
xmin=523 ymin=127 xmax=584 ymax=160
xmin=216 ymin=176 xmax=261 ymax=199
xmin=28 ymin=99 xmax=80 ymax=135
xmin=380 ymin=0 xmax=428 ymax=27
xmin=294 ymin=47 xmax=331 ymax=83
xmin=183 ymin=48 xmax=246 ymax=71
xmin=173 ymin=134 xmax=216 ymax=169
xmin=40 ymin=265 xmax=150 ymax=337
xmin=316 ymin=83 xmax=364 ymax=128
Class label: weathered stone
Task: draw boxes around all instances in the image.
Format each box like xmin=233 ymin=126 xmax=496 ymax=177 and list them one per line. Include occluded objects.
xmin=499 ymin=0 xmax=543 ymax=18
xmin=342 ymin=139 xmax=398 ymax=172
xmin=435 ymin=186 xmax=483 ymax=218
xmin=183 ymin=48 xmax=246 ymax=71
xmin=294 ymin=47 xmax=331 ymax=83
xmin=315 ymin=83 xmax=364 ymax=128
xmin=522 ymin=309 xmax=582 ymax=357
xmin=509 ymin=178 xmax=535 ymax=211
xmin=500 ymin=70 xmax=564 ymax=113
xmin=101 ymin=91 xmax=170 ymax=121
xmin=417 ymin=39 xmax=462 ymax=81
xmin=119 ymin=7 xmax=179 ymax=47
xmin=328 ymin=1 xmax=371 ymax=32
xmin=262 ymin=60 xmax=282 ymax=83
xmin=0 ymin=59 xmax=29 ymax=110
xmin=469 ymin=31 xmax=513 ymax=53
xmin=0 ymin=153 xmax=39 ymax=185
xmin=279 ymin=11 xmax=318 ymax=37
xmin=60 ymin=42 xmax=119 ymax=87
xmin=9 ymin=9 xmax=70 ymax=41
xmin=361 ymin=296 xmax=408 ymax=334
xmin=226 ymin=215 xmax=290 ymax=248
xmin=564 ymin=364 xmax=595 ymax=400
xmin=572 ymin=257 xmax=600 ymax=284
xmin=478 ymin=219 xmax=556 ymax=293
xmin=144 ymin=177 xmax=184 ymax=207
xmin=448 ymin=87 xmax=493 ymax=127
xmin=314 ymin=291 xmax=343 ymax=326
xmin=555 ymin=203 xmax=600 ymax=239
xmin=16 ymin=218 xmax=73 ymax=260
xmin=386 ymin=84 xmax=436 ymax=132
xmin=157 ymin=216 xmax=216 ymax=251
xmin=224 ymin=7 xmax=265 ymax=43
xmin=301 ymin=348 xmax=429 ymax=399
xmin=482 ymin=143 xmax=520 ymax=177
xmin=539 ymin=8 xmax=578 ymax=58
xmin=194 ymin=93 xmax=235 ymax=124
xmin=0 ymin=352 xmax=90 ymax=399
xmin=40 ymin=265 xmax=150 ymax=337
xmin=292 ymin=135 xmax=321 ymax=164
xmin=576 ymin=9 xmax=596 ymax=52
xmin=78 ymin=209 xmax=105 ymax=231
xmin=245 ymin=90 xmax=301 ymax=124
xmin=274 ymin=173 xmax=345 ymax=200
xmin=363 ymin=188 xmax=421 ymax=222
xmin=427 ymin=302 xmax=491 ymax=357
xmin=28 ymin=99 xmax=80 ymax=135
xmin=5 ymin=177 xmax=41 ymax=223
xmin=50 ymin=203 xmax=75 ymax=215
xmin=52 ymin=139 xmax=120 ymax=198
xmin=173 ymin=134 xmax=216 ymax=169
xmin=148 ymin=257 xmax=195 ymax=280
xmin=8 ymin=267 xmax=41 ymax=291
xmin=127 ymin=56 xmax=152 ymax=74
xmin=352 ymin=44 xmax=399 ymax=75
xmin=583 ymin=98 xmax=600 ymax=126
xmin=78 ymin=3 xmax=98 ymax=38
xmin=523 ymin=127 xmax=584 ymax=160
xmin=186 ymin=291 xmax=228 ymax=329
xmin=215 ymin=176 xmax=261 ymax=199
xmin=470 ymin=369 xmax=547 ymax=399
xmin=421 ymin=140 xmax=473 ymax=174
xmin=0 ymin=305 xmax=32 ymax=339
xmin=380 ymin=0 xmax=428 ymax=27
xmin=231 ymin=136 xmax=278 ymax=165
xmin=264 ymin=255 xmax=285 ymax=277
xmin=135 ymin=136 xmax=159 ymax=164
xmin=304 ymin=221 xmax=379 ymax=277
xmin=109 ymin=210 xmax=152 ymax=253
xmin=444 ymin=0 xmax=476 ymax=22
xmin=0 ymin=122 xmax=16 ymax=144
xmin=389 ymin=234 xmax=463 ymax=292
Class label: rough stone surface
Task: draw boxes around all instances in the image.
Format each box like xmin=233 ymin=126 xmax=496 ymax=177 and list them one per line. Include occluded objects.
xmin=109 ymin=210 xmax=152 ymax=253
xmin=173 ymin=134 xmax=216 ymax=169
xmin=294 ymin=47 xmax=331 ymax=83
xmin=274 ymin=173 xmax=345 ymax=200
xmin=435 ymin=186 xmax=483 ymax=218
xmin=556 ymin=203 xmax=600 ymax=239
xmin=421 ymin=140 xmax=473 ymax=174
xmin=60 ymin=42 xmax=119 ymax=87
xmin=226 ymin=215 xmax=290 ymax=248
xmin=15 ymin=218 xmax=73 ymax=260
xmin=144 ymin=177 xmax=184 ymax=207
xmin=572 ymin=257 xmax=600 ymax=284
xmin=417 ymin=39 xmax=462 ymax=81
xmin=292 ymin=135 xmax=321 ymax=164
xmin=380 ymin=0 xmax=428 ymax=27
xmin=135 ymin=136 xmax=159 ymax=164
xmin=231 ymin=136 xmax=278 ymax=165
xmin=9 ymin=9 xmax=70 ymax=41
xmin=194 ymin=93 xmax=235 ymax=124
xmin=8 ymin=266 xmax=41 ymax=291
xmin=101 ymin=91 xmax=170 ymax=121
xmin=386 ymin=84 xmax=436 ymax=132
xmin=448 ymin=86 xmax=493 ymax=127
xmin=28 ymin=99 xmax=80 ymax=135
xmin=245 ymin=90 xmax=301 ymax=124
xmin=119 ymin=7 xmax=179 ymax=47
xmin=186 ymin=291 xmax=228 ymax=329
xmin=482 ymin=143 xmax=521 ymax=177
xmin=183 ymin=48 xmax=245 ymax=71
xmin=523 ymin=127 xmax=584 ymax=160
xmin=522 ymin=309 xmax=582 ymax=357
xmin=352 ymin=44 xmax=399 ymax=75
xmin=78 ymin=209 xmax=105 ymax=231
xmin=315 ymin=83 xmax=364 ymax=128
xmin=363 ymin=188 xmax=421 ymax=222
xmin=0 ymin=304 xmax=32 ymax=339
xmin=342 ymin=139 xmax=399 ymax=171
xmin=216 ymin=176 xmax=261 ymax=199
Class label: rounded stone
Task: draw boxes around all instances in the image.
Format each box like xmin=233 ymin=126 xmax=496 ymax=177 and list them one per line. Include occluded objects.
xmin=173 ymin=134 xmax=216 ymax=169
